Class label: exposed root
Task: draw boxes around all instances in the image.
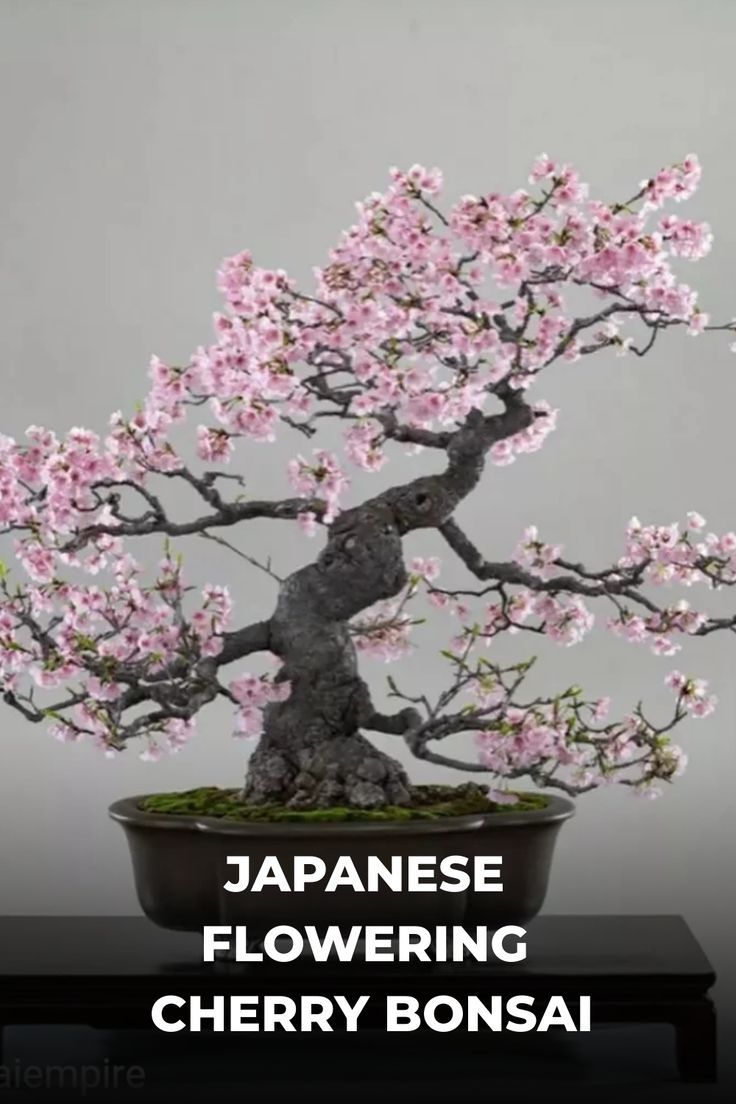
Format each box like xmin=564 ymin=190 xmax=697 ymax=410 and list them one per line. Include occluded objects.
xmin=243 ymin=733 xmax=412 ymax=809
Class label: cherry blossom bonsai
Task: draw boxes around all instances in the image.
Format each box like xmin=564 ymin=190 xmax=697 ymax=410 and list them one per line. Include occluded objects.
xmin=0 ymin=153 xmax=729 ymax=822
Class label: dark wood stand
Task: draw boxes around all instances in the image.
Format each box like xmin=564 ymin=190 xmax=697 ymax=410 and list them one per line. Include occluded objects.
xmin=0 ymin=915 xmax=717 ymax=1086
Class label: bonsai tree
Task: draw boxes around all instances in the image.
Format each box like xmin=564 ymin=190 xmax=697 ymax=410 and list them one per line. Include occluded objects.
xmin=0 ymin=154 xmax=731 ymax=811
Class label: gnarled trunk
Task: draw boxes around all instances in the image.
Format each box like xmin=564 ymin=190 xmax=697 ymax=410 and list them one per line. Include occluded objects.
xmin=242 ymin=401 xmax=534 ymax=808
xmin=242 ymin=503 xmax=412 ymax=808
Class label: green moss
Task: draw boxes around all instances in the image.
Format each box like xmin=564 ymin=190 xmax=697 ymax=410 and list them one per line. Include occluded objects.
xmin=139 ymin=783 xmax=549 ymax=823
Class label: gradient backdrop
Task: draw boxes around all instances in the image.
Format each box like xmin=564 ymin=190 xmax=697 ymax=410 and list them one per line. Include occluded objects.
xmin=1 ymin=0 xmax=735 ymax=1084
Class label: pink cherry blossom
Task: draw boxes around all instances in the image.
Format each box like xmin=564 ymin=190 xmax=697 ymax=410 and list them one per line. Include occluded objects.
xmin=514 ymin=526 xmax=562 ymax=578
xmin=297 ymin=511 xmax=319 ymax=537
xmin=196 ymin=426 xmax=234 ymax=464
xmin=352 ymin=595 xmax=416 ymax=662
xmin=288 ymin=449 xmax=349 ymax=521
xmin=409 ymin=556 xmax=441 ymax=583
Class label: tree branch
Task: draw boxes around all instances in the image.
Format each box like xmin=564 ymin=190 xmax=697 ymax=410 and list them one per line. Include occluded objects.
xmin=218 ymin=619 xmax=273 ymax=666
xmin=438 ymin=517 xmax=659 ymax=611
xmin=62 ymin=496 xmax=326 ymax=553
xmin=364 ymin=705 xmax=422 ymax=736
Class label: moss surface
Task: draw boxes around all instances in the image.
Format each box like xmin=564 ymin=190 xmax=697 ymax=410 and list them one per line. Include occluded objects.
xmin=139 ymin=783 xmax=549 ymax=823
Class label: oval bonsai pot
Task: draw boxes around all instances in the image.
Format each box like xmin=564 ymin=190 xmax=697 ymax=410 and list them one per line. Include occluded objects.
xmin=110 ymin=793 xmax=574 ymax=933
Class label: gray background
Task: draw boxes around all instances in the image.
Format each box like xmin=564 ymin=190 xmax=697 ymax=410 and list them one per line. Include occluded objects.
xmin=1 ymin=0 xmax=735 ymax=1052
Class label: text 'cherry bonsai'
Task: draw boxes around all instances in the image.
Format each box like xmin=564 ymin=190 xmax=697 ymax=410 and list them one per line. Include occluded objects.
xmin=1 ymin=155 xmax=732 ymax=811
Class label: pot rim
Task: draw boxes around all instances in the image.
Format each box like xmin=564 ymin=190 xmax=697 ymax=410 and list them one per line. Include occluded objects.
xmin=109 ymin=792 xmax=575 ymax=837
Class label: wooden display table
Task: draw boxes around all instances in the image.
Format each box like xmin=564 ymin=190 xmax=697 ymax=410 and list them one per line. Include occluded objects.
xmin=0 ymin=915 xmax=717 ymax=1086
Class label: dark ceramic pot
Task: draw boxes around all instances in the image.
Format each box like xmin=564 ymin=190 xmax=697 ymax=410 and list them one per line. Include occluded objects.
xmin=110 ymin=793 xmax=574 ymax=934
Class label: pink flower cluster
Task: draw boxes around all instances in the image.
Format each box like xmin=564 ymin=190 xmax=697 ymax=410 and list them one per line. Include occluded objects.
xmin=489 ymin=403 xmax=558 ymax=466
xmin=344 ymin=419 xmax=388 ymax=471
xmin=514 ymin=525 xmax=563 ymax=577
xmin=0 ymin=544 xmax=249 ymax=755
xmin=352 ymin=598 xmax=415 ymax=662
xmin=659 ymin=216 xmax=713 ymax=260
xmin=475 ymin=705 xmax=588 ymax=776
xmin=408 ymin=556 xmax=441 ymax=584
xmin=642 ymin=156 xmax=702 ymax=208
xmin=287 ymin=449 xmax=349 ymax=522
xmin=473 ymin=588 xmax=593 ymax=647
xmin=191 ymin=584 xmax=233 ymax=657
xmin=621 ymin=514 xmax=736 ymax=585
xmin=608 ymin=601 xmax=705 ymax=657
xmin=135 ymin=719 xmax=196 ymax=763
xmin=350 ymin=557 xmax=447 ymax=662
xmin=664 ymin=670 xmax=717 ymax=717
xmin=469 ymin=669 xmax=697 ymax=795
xmin=229 ymin=673 xmax=292 ymax=738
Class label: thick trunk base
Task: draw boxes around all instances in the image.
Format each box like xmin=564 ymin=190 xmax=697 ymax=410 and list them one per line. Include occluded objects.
xmin=242 ymin=732 xmax=412 ymax=810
